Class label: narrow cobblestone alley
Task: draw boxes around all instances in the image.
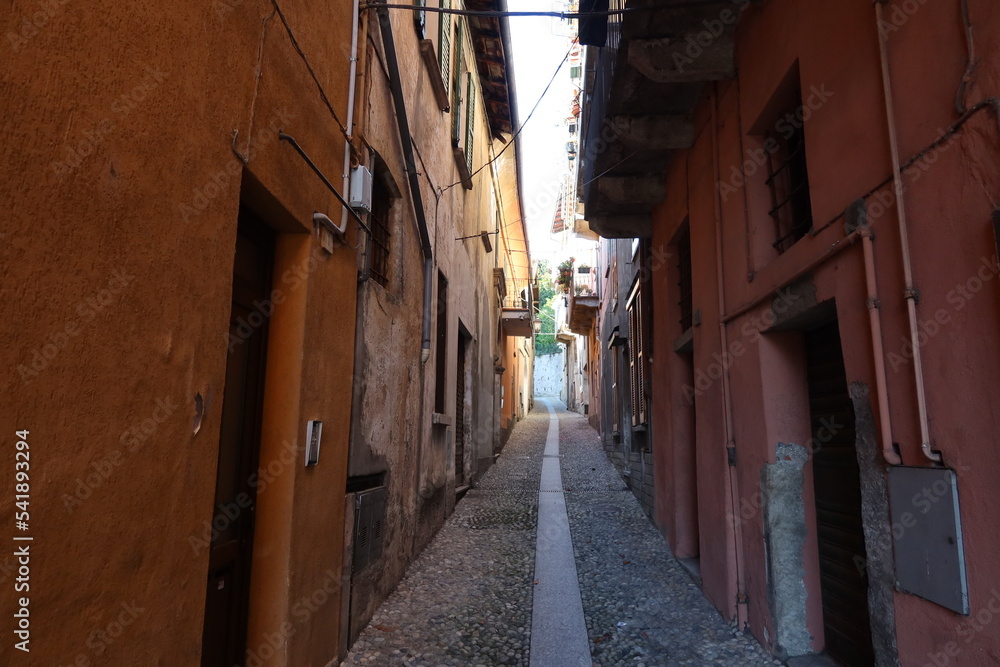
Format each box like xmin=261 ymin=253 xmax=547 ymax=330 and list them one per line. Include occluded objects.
xmin=343 ymin=402 xmax=779 ymax=666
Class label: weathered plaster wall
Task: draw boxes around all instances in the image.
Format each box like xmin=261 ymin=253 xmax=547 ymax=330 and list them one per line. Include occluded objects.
xmin=342 ymin=6 xmax=529 ymax=644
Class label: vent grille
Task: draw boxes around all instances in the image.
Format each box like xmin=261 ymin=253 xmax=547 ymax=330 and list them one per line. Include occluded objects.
xmin=353 ymin=486 xmax=387 ymax=573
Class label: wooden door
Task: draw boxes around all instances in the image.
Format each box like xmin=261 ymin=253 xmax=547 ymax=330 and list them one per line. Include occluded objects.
xmin=454 ymin=334 xmax=466 ymax=487
xmin=201 ymin=213 xmax=273 ymax=667
xmin=805 ymin=322 xmax=874 ymax=666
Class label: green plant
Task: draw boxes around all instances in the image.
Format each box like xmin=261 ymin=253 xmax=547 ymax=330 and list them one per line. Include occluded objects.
xmin=556 ymin=257 xmax=575 ymax=293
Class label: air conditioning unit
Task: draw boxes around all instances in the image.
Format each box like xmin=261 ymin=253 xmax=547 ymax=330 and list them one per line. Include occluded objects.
xmin=349 ymin=165 xmax=373 ymax=213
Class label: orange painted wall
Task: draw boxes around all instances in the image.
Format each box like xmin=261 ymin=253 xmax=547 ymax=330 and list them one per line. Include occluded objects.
xmin=1 ymin=0 xmax=359 ymax=664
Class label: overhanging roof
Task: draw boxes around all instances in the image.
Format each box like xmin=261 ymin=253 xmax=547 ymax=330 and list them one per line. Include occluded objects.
xmin=579 ymin=0 xmax=753 ymax=238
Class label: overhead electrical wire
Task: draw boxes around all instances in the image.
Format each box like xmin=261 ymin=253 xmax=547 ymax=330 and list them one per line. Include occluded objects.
xmin=360 ymin=2 xmax=716 ymax=19
xmin=441 ymin=39 xmax=574 ymax=193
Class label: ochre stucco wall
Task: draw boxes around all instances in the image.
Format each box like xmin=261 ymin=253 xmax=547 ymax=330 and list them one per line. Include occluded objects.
xmin=1 ymin=0 xmax=361 ymax=664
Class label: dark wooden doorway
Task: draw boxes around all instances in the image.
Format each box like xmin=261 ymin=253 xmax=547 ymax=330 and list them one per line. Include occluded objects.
xmin=201 ymin=213 xmax=274 ymax=667
xmin=805 ymin=321 xmax=874 ymax=666
xmin=454 ymin=333 xmax=468 ymax=487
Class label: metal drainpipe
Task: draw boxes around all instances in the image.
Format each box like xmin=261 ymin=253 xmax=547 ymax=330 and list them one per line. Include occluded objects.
xmin=711 ymin=86 xmax=748 ymax=628
xmin=375 ymin=2 xmax=435 ymax=363
xmin=342 ymin=0 xmax=361 ymax=232
xmin=875 ymin=0 xmax=942 ymax=463
xmin=859 ymin=224 xmax=903 ymax=465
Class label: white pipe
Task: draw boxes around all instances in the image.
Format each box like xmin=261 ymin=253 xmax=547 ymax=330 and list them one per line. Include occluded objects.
xmin=860 ymin=226 xmax=903 ymax=465
xmin=342 ymin=0 xmax=361 ymax=231
xmin=875 ymin=0 xmax=941 ymax=463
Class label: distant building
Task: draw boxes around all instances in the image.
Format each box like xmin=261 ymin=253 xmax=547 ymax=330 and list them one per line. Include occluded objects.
xmin=579 ymin=0 xmax=1000 ymax=664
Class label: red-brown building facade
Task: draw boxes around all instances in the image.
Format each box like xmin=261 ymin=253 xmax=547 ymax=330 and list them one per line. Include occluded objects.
xmin=580 ymin=1 xmax=1000 ymax=664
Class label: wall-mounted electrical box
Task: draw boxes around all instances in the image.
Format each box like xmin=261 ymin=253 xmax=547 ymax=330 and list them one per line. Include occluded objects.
xmin=887 ymin=466 xmax=969 ymax=614
xmin=305 ymin=420 xmax=323 ymax=467
xmin=349 ymin=165 xmax=373 ymax=213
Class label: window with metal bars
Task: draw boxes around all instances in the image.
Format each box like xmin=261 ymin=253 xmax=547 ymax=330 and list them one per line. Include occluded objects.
xmin=676 ymin=223 xmax=693 ymax=333
xmin=368 ymin=167 xmax=394 ymax=288
xmin=766 ymin=92 xmax=813 ymax=254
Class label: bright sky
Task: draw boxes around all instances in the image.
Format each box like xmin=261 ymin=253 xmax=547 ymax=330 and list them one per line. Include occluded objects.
xmin=507 ymin=1 xmax=575 ymax=268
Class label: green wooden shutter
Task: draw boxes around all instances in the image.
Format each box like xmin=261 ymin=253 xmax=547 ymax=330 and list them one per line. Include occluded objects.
xmin=438 ymin=0 xmax=451 ymax=90
xmin=465 ymin=74 xmax=475 ymax=173
xmin=451 ymin=17 xmax=464 ymax=144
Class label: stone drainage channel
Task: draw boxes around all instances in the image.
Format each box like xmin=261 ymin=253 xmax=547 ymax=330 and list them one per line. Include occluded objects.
xmin=342 ymin=400 xmax=779 ymax=667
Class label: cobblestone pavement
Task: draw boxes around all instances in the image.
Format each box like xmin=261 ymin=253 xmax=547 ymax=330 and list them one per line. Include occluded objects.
xmin=343 ymin=402 xmax=780 ymax=666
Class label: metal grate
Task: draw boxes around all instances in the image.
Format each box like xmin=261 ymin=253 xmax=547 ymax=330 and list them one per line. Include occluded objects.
xmin=766 ymin=116 xmax=813 ymax=254
xmin=368 ymin=181 xmax=392 ymax=287
xmin=353 ymin=486 xmax=387 ymax=573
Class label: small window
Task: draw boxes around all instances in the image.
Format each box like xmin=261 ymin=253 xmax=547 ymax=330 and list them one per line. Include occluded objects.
xmin=766 ymin=114 xmax=813 ymax=253
xmin=751 ymin=63 xmax=813 ymax=255
xmin=368 ymin=157 xmax=400 ymax=288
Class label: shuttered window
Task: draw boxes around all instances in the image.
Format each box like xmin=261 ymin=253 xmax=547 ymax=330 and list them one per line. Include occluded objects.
xmin=451 ymin=16 xmax=464 ymax=145
xmin=626 ymin=278 xmax=647 ymax=427
xmin=438 ymin=0 xmax=451 ymax=91
xmin=465 ymin=73 xmax=475 ymax=173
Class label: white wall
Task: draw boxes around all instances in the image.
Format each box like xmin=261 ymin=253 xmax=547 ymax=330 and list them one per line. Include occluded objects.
xmin=533 ymin=351 xmax=564 ymax=397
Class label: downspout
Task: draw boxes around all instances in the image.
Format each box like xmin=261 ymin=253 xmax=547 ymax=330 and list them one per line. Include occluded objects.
xmin=858 ymin=219 xmax=903 ymax=466
xmin=375 ymin=2 xmax=435 ymax=363
xmin=711 ymin=86 xmax=748 ymax=628
xmin=875 ymin=0 xmax=942 ymax=463
xmin=342 ymin=0 xmax=361 ymax=233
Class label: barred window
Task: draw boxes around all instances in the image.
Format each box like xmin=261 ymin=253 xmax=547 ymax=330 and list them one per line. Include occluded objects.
xmin=766 ymin=87 xmax=813 ymax=253
xmin=368 ymin=158 xmax=399 ymax=288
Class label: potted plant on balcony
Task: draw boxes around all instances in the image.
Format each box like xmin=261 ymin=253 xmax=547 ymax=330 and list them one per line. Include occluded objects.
xmin=557 ymin=258 xmax=575 ymax=293
xmin=578 ymin=264 xmax=591 ymax=274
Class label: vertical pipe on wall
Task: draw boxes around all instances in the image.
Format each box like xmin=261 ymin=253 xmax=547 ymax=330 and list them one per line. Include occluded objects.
xmin=874 ymin=0 xmax=942 ymax=463
xmin=711 ymin=85 xmax=748 ymax=628
xmin=341 ymin=0 xmax=361 ymax=232
xmin=860 ymin=227 xmax=904 ymax=465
